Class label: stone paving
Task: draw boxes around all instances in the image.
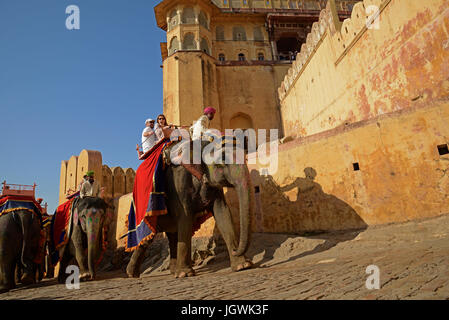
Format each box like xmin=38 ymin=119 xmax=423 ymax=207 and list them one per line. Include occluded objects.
xmin=2 ymin=214 xmax=449 ymax=300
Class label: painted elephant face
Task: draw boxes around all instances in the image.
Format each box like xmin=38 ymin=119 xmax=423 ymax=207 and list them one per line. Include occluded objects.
xmin=78 ymin=206 xmax=105 ymax=235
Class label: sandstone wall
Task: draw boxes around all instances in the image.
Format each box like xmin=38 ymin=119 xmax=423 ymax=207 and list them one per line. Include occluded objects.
xmin=278 ymin=0 xmax=449 ymax=139
xmin=58 ymin=150 xmax=135 ymax=205
xmin=248 ymin=99 xmax=449 ymax=232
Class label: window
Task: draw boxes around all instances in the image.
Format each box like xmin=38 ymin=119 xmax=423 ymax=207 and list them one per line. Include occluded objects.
xmin=168 ymin=10 xmax=178 ymax=31
xmin=168 ymin=37 xmax=179 ymax=55
xmin=199 ymin=11 xmax=208 ymax=30
xmin=253 ymin=27 xmax=264 ymax=41
xmin=438 ymin=144 xmax=449 ymax=156
xmin=181 ymin=7 xmax=195 ymax=24
xmin=200 ymin=38 xmax=210 ymax=55
xmin=216 ymin=26 xmax=225 ymax=41
xmin=182 ymin=33 xmax=196 ymax=50
xmin=238 ymin=53 xmax=245 ymax=61
xmin=218 ymin=54 xmax=225 ymax=61
xmin=258 ymin=52 xmax=264 ymax=61
xmin=233 ymin=26 xmax=247 ymax=41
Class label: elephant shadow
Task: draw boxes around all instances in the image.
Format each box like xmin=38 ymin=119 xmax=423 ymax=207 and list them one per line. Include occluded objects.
xmin=241 ymin=167 xmax=368 ymax=269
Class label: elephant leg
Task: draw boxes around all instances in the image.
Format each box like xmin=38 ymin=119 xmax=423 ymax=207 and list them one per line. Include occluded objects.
xmin=57 ymin=249 xmax=73 ymax=284
xmin=71 ymin=226 xmax=89 ymax=281
xmin=45 ymin=253 xmax=55 ymax=278
xmin=0 ymin=216 xmax=20 ymax=292
xmin=0 ymin=258 xmax=16 ymax=293
xmin=126 ymin=240 xmax=151 ymax=278
xmin=166 ymin=232 xmax=178 ymax=275
xmin=213 ymin=198 xmax=252 ymax=272
xmin=175 ymin=213 xmax=195 ymax=278
xmin=15 ymin=262 xmax=21 ymax=284
xmin=19 ymin=214 xmax=38 ymax=285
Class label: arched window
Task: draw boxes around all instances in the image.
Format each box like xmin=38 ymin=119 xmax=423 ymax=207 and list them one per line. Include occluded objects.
xmin=198 ymin=11 xmax=208 ymax=30
xmin=218 ymin=53 xmax=225 ymax=61
xmin=168 ymin=37 xmax=179 ymax=55
xmin=181 ymin=7 xmax=195 ymax=24
xmin=257 ymin=52 xmax=264 ymax=61
xmin=230 ymin=113 xmax=254 ymax=130
xmin=200 ymin=38 xmax=210 ymax=55
xmin=182 ymin=33 xmax=196 ymax=50
xmin=233 ymin=26 xmax=247 ymax=41
xmin=216 ymin=25 xmax=225 ymax=41
xmin=238 ymin=53 xmax=246 ymax=61
xmin=288 ymin=1 xmax=294 ymax=9
xmin=168 ymin=10 xmax=178 ymax=31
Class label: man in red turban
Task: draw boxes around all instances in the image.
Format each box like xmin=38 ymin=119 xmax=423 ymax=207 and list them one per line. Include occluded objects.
xmin=189 ymin=107 xmax=216 ymax=140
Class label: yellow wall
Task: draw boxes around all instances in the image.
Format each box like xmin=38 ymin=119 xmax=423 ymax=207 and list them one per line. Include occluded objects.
xmin=248 ymin=100 xmax=449 ymax=232
xmin=279 ymin=0 xmax=449 ymax=138
xmin=66 ymin=156 xmax=78 ymax=194
xmin=58 ymin=161 xmax=68 ymax=204
xmin=216 ymin=64 xmax=290 ymax=132
xmin=58 ymin=150 xmax=135 ymax=204
xmin=77 ymin=150 xmax=102 ymax=189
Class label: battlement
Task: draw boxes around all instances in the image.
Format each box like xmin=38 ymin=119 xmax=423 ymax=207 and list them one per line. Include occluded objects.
xmin=59 ymin=150 xmax=135 ymax=204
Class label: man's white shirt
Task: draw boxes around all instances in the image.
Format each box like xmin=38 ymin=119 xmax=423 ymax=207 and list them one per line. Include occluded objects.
xmin=142 ymin=127 xmax=156 ymax=153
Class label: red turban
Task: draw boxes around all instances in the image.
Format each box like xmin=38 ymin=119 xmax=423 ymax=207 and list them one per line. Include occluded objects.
xmin=203 ymin=107 xmax=216 ymax=114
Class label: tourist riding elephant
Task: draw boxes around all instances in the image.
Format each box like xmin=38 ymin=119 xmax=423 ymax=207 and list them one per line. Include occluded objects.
xmin=0 ymin=209 xmax=43 ymax=293
xmin=126 ymin=140 xmax=253 ymax=278
xmin=56 ymin=197 xmax=110 ymax=283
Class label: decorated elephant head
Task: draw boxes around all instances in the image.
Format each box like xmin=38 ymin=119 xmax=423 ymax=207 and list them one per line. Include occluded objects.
xmin=73 ymin=197 xmax=111 ymax=279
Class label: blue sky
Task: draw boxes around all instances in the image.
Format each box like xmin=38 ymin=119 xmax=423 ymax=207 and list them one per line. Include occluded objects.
xmin=0 ymin=1 xmax=166 ymax=213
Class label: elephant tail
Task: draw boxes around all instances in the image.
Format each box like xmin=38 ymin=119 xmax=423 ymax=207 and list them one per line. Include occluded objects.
xmin=18 ymin=211 xmax=35 ymax=272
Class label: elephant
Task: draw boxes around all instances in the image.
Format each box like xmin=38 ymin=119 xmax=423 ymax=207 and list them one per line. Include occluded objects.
xmin=0 ymin=209 xmax=43 ymax=293
xmin=126 ymin=140 xmax=253 ymax=278
xmin=15 ymin=216 xmax=53 ymax=283
xmin=55 ymin=197 xmax=110 ymax=283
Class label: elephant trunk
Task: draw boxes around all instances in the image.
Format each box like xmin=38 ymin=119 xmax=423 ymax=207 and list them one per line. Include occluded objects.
xmin=232 ymin=168 xmax=251 ymax=257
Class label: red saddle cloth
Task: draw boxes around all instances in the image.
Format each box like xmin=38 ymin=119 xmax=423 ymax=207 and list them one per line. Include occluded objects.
xmin=52 ymin=197 xmax=75 ymax=250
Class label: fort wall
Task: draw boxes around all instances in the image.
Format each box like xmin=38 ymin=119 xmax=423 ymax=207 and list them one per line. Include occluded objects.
xmin=247 ymin=0 xmax=449 ymax=232
xmin=278 ymin=0 xmax=449 ymax=138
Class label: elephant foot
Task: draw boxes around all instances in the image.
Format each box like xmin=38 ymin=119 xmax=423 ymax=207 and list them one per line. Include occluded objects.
xmin=175 ymin=268 xmax=196 ymax=278
xmin=126 ymin=263 xmax=141 ymax=278
xmin=231 ymin=258 xmax=253 ymax=272
xmin=20 ymin=273 xmax=35 ymax=285
xmin=79 ymin=272 xmax=94 ymax=282
xmin=0 ymin=284 xmax=13 ymax=294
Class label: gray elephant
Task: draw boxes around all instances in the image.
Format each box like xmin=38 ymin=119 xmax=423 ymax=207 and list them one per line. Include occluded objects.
xmin=0 ymin=209 xmax=43 ymax=293
xmin=54 ymin=197 xmax=110 ymax=283
xmin=15 ymin=214 xmax=53 ymax=284
xmin=126 ymin=141 xmax=253 ymax=278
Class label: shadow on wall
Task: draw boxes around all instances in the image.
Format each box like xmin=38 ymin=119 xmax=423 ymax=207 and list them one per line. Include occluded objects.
xmin=244 ymin=167 xmax=368 ymax=268
xmin=251 ymin=167 xmax=368 ymax=233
